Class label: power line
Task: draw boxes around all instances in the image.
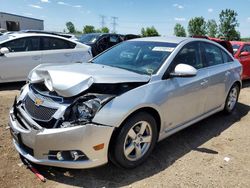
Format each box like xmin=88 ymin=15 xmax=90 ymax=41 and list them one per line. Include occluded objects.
xmin=100 ymin=15 xmax=106 ymax=28
xmin=111 ymin=16 xmax=118 ymax=33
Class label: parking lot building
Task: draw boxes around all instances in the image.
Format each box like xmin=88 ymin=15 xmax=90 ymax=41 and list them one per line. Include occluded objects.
xmin=0 ymin=12 xmax=44 ymax=31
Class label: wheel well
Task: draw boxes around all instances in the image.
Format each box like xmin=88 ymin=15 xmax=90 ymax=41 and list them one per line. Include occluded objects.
xmin=234 ymin=81 xmax=241 ymax=89
xmin=108 ymin=107 xmax=161 ymax=161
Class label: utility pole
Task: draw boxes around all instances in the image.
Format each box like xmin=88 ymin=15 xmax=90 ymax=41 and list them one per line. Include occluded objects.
xmin=100 ymin=15 xmax=106 ymax=28
xmin=111 ymin=16 xmax=118 ymax=33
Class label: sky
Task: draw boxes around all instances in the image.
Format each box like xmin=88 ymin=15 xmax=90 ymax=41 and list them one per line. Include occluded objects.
xmin=0 ymin=0 xmax=250 ymax=37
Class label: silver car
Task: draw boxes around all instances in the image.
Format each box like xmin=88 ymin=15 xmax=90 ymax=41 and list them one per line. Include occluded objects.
xmin=9 ymin=37 xmax=242 ymax=169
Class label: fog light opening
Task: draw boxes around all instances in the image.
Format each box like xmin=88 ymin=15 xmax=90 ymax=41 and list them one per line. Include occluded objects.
xmin=70 ymin=151 xmax=80 ymax=161
xmin=56 ymin=152 xmax=64 ymax=161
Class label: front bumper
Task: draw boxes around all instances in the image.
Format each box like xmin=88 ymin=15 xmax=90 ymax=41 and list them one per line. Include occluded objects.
xmin=9 ymin=106 xmax=115 ymax=169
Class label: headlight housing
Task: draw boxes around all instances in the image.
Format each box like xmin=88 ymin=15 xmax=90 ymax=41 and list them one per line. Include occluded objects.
xmin=77 ymin=98 xmax=101 ymax=120
xmin=64 ymin=94 xmax=115 ymax=124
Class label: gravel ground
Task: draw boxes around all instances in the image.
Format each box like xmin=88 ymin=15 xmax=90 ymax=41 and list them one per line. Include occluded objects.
xmin=0 ymin=81 xmax=250 ymax=188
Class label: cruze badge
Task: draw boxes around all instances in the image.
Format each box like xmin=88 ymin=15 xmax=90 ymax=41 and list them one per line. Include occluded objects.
xmin=35 ymin=98 xmax=43 ymax=106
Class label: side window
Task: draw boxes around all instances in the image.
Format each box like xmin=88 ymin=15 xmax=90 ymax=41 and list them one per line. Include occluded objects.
xmin=110 ymin=35 xmax=120 ymax=43
xmin=173 ymin=42 xmax=203 ymax=69
xmin=2 ymin=37 xmax=40 ymax=52
xmin=221 ymin=49 xmax=234 ymax=63
xmin=203 ymin=42 xmax=223 ymax=66
xmin=241 ymin=45 xmax=250 ymax=52
xmin=42 ymin=37 xmax=75 ymax=50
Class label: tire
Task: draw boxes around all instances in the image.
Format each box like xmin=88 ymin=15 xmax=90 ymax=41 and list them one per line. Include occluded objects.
xmin=110 ymin=112 xmax=158 ymax=168
xmin=223 ymin=84 xmax=240 ymax=114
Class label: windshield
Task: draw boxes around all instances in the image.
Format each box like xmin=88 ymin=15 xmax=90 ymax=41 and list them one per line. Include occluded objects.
xmin=79 ymin=34 xmax=101 ymax=44
xmin=92 ymin=41 xmax=177 ymax=75
xmin=232 ymin=44 xmax=240 ymax=55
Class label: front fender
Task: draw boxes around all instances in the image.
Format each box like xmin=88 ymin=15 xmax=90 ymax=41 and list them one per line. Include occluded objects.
xmin=92 ymin=82 xmax=163 ymax=127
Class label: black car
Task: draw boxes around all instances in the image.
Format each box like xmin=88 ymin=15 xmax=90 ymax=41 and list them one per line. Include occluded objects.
xmin=79 ymin=33 xmax=123 ymax=56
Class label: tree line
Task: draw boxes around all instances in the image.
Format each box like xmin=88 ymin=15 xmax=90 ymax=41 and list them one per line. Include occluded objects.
xmin=65 ymin=22 xmax=110 ymax=34
xmin=174 ymin=9 xmax=240 ymax=40
xmin=65 ymin=9 xmax=241 ymax=41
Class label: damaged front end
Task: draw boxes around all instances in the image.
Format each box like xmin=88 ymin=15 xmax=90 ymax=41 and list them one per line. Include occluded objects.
xmin=9 ymin=79 xmax=146 ymax=168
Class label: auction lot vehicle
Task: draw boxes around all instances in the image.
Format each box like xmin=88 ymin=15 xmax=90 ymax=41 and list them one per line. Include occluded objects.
xmin=79 ymin=33 xmax=123 ymax=56
xmin=0 ymin=33 xmax=92 ymax=83
xmin=231 ymin=41 xmax=250 ymax=80
xmin=9 ymin=37 xmax=242 ymax=169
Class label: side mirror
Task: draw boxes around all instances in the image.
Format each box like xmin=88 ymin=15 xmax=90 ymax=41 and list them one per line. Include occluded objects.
xmin=170 ymin=64 xmax=197 ymax=78
xmin=240 ymin=51 xmax=250 ymax=57
xmin=0 ymin=47 xmax=10 ymax=56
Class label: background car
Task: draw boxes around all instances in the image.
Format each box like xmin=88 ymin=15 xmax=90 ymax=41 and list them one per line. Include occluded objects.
xmin=0 ymin=32 xmax=92 ymax=83
xmin=79 ymin=33 xmax=123 ymax=56
xmin=230 ymin=41 xmax=250 ymax=80
xmin=9 ymin=37 xmax=241 ymax=169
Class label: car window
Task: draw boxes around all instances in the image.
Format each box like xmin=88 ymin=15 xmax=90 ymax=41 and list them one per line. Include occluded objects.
xmin=241 ymin=45 xmax=250 ymax=52
xmin=203 ymin=42 xmax=224 ymax=66
xmin=42 ymin=37 xmax=76 ymax=50
xmin=221 ymin=49 xmax=234 ymax=63
xmin=110 ymin=35 xmax=120 ymax=43
xmin=1 ymin=37 xmax=40 ymax=52
xmin=173 ymin=42 xmax=203 ymax=69
xmin=92 ymin=41 xmax=177 ymax=75
xmin=232 ymin=44 xmax=240 ymax=55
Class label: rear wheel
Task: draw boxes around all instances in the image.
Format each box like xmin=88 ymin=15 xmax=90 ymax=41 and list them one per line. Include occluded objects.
xmin=224 ymin=84 xmax=240 ymax=114
xmin=110 ymin=112 xmax=158 ymax=168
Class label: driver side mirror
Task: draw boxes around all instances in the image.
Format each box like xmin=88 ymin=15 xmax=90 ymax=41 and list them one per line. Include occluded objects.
xmin=170 ymin=64 xmax=197 ymax=78
xmin=0 ymin=47 xmax=10 ymax=56
xmin=240 ymin=51 xmax=250 ymax=57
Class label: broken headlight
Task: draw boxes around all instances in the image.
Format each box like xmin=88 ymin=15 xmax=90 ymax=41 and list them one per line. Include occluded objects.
xmin=63 ymin=94 xmax=115 ymax=124
xmin=77 ymin=98 xmax=101 ymax=120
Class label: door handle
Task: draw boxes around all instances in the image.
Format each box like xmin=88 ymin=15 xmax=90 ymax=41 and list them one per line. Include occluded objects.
xmin=32 ymin=56 xmax=41 ymax=60
xmin=200 ymin=79 xmax=208 ymax=86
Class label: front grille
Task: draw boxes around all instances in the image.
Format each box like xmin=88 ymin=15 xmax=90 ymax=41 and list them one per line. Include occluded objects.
xmin=24 ymin=95 xmax=57 ymax=121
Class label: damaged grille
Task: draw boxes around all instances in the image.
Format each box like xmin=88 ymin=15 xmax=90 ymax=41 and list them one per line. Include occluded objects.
xmin=24 ymin=95 xmax=57 ymax=121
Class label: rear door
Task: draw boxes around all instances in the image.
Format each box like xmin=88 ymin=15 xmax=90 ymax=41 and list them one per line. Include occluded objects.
xmin=0 ymin=36 xmax=41 ymax=82
xmin=41 ymin=36 xmax=77 ymax=64
xmin=201 ymin=42 xmax=234 ymax=113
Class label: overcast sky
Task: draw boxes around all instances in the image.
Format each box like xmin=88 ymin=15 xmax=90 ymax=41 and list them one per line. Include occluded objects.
xmin=1 ymin=0 xmax=250 ymax=37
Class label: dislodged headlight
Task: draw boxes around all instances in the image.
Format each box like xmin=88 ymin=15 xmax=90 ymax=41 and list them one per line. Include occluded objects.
xmin=77 ymin=98 xmax=101 ymax=120
xmin=64 ymin=94 xmax=115 ymax=124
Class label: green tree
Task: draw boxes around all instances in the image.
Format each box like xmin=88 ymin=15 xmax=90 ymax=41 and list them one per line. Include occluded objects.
xmin=101 ymin=27 xmax=110 ymax=33
xmin=83 ymin=25 xmax=96 ymax=34
xmin=66 ymin=21 xmax=76 ymax=33
xmin=218 ymin=9 xmax=240 ymax=40
xmin=206 ymin=19 xmax=218 ymax=37
xmin=141 ymin=26 xmax=160 ymax=37
xmin=188 ymin=17 xmax=207 ymax=36
xmin=174 ymin=23 xmax=186 ymax=37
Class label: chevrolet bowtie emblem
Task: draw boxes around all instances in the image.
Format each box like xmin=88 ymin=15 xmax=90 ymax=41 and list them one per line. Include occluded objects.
xmin=35 ymin=98 xmax=43 ymax=106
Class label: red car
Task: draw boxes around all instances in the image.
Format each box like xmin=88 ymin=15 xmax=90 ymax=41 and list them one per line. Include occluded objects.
xmin=231 ymin=41 xmax=250 ymax=80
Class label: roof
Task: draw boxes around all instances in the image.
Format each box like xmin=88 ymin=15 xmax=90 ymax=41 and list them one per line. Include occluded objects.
xmin=230 ymin=41 xmax=250 ymax=45
xmin=0 ymin=12 xmax=43 ymax=22
xmin=131 ymin=36 xmax=188 ymax=44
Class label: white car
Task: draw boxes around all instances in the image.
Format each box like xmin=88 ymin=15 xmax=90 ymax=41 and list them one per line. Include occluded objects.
xmin=0 ymin=33 xmax=92 ymax=83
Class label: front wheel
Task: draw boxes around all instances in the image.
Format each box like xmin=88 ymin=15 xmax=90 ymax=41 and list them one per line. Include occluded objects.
xmin=224 ymin=84 xmax=240 ymax=114
xmin=110 ymin=112 xmax=158 ymax=168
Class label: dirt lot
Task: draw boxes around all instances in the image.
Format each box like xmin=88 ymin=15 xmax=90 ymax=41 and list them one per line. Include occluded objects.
xmin=0 ymin=82 xmax=250 ymax=188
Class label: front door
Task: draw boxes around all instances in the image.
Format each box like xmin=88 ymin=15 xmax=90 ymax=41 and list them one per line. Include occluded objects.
xmin=0 ymin=37 xmax=42 ymax=82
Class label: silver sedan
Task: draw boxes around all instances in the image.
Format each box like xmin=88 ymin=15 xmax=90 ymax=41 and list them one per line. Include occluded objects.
xmin=9 ymin=37 xmax=242 ymax=169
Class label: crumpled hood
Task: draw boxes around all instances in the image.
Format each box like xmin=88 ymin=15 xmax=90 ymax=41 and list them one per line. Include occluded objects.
xmin=28 ymin=63 xmax=151 ymax=97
